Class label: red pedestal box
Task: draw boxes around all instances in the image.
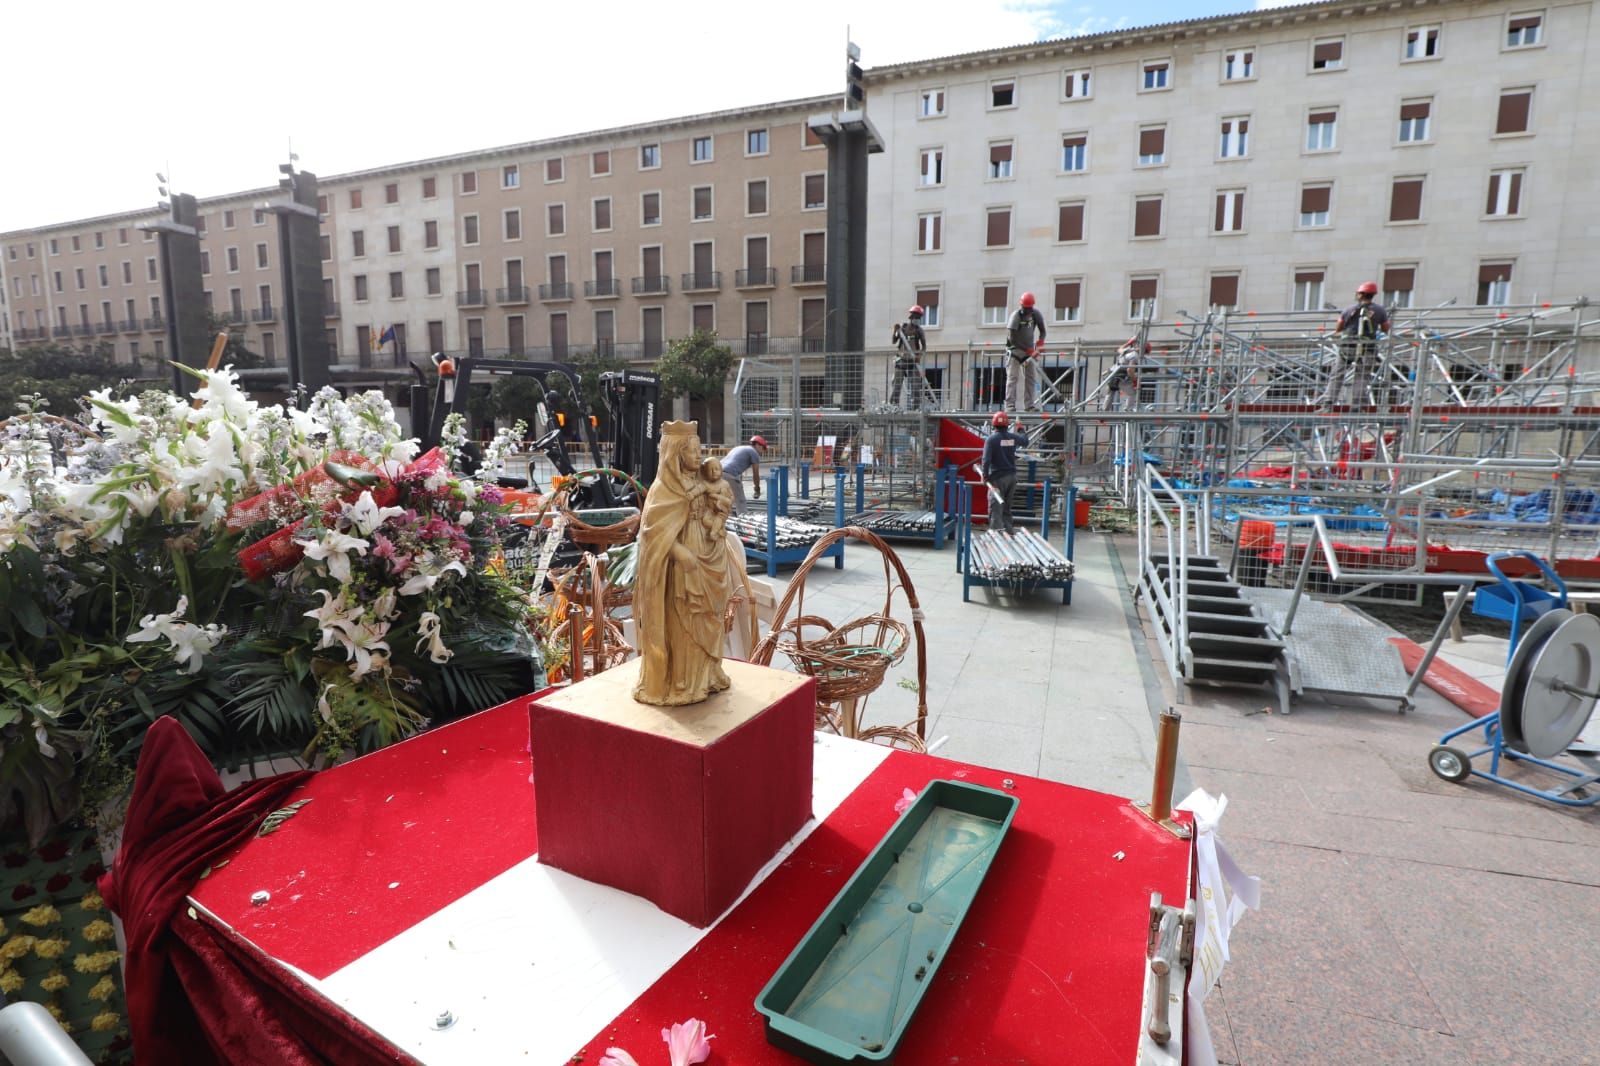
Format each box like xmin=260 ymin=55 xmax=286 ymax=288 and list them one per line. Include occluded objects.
xmin=529 ymin=658 xmax=815 ymax=927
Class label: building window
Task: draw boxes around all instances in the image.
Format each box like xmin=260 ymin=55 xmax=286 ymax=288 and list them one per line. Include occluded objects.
xmin=322 ymin=277 xmax=335 ymax=306
xmin=1293 ymin=269 xmax=1325 ymax=311
xmin=94 ymin=231 xmax=104 ymax=249
xmin=122 ymin=261 xmax=132 ymax=283
xmin=389 ymin=272 xmax=403 ymax=299
xmin=1053 ymin=279 xmax=1083 ymax=323
xmin=97 ymin=264 xmax=108 ymax=287
xmin=1057 ymin=201 xmax=1085 ymax=243
xmin=1061 ymin=133 xmax=1088 ymax=173
xmin=803 ymin=173 xmax=826 ymax=210
xmin=319 ymin=234 xmax=332 ymax=261
xmin=982 ymin=283 xmax=1009 ymax=326
xmin=1311 ymin=37 xmax=1345 ymax=70
xmin=1485 ymin=168 xmax=1525 ymax=216
xmin=915 ymin=287 xmax=941 ymax=328
xmin=1506 ymin=12 xmax=1543 ymax=48
xmin=640 ymin=143 xmax=660 ymax=169
xmin=919 ymin=147 xmax=944 ymax=186
xmin=461 ymin=170 xmax=478 ymax=194
xmin=354 ymin=275 xmax=369 ymax=302
xmin=226 ymin=247 xmax=240 ymax=272
xmin=74 ymin=268 xmax=85 ymax=291
xmin=591 ymin=150 xmax=611 ymax=176
xmin=1062 ymin=69 xmax=1092 ymax=99
xmin=692 ymin=136 xmax=713 ymax=163
xmin=1299 ymin=183 xmax=1333 ymax=227
xmin=1404 ymin=25 xmax=1441 ymax=60
xmin=200 ymin=251 xmax=211 ymax=275
xmin=1141 ymin=59 xmax=1171 ymax=91
xmin=223 ymin=209 xmax=237 ymax=229
xmin=461 ymin=217 xmax=477 ymax=246
xmin=1128 ymin=277 xmax=1158 ymax=320
xmin=422 ymin=176 xmax=437 ymax=199
xmin=1398 ymin=100 xmax=1431 ymax=142
xmin=428 ymin=321 xmax=445 ymax=352
xmin=804 ymin=124 xmax=824 ymax=148
xmin=1133 ymin=195 xmax=1164 ymax=238
xmin=747 ymin=128 xmax=769 ymax=156
xmin=987 ymin=141 xmax=1014 ymax=180
xmin=1222 ymin=49 xmax=1254 ymax=81
xmin=546 ymin=157 xmax=564 ymax=183
xmin=919 ymin=88 xmax=946 ymax=117
xmin=1497 ymin=88 xmax=1533 ymax=135
xmin=745 ymin=179 xmax=768 ymax=216
xmin=1219 ymin=117 xmax=1249 ymax=158
xmin=384 ymin=226 xmax=400 ymax=254
xmin=1137 ymin=125 xmax=1166 ymax=166
xmin=502 ymin=164 xmax=520 ymax=189
xmin=642 ymin=191 xmax=662 ymax=225
xmin=1389 ymin=176 xmax=1425 ymax=222
xmin=547 ymin=203 xmax=565 ymax=235
xmin=592 ymin=198 xmax=611 ymax=232
xmin=384 ymin=182 xmax=399 ymax=204
xmin=427 ymin=267 xmax=441 ymax=295
xmin=1383 ymin=265 xmax=1416 ymax=308
xmin=692 ymin=186 xmax=713 ymax=221
xmin=985 ymin=207 xmax=1012 ymax=248
xmin=917 ymin=212 xmax=943 ymax=252
xmin=990 ymin=79 xmax=1016 ymax=108
xmin=118 ymin=228 xmax=128 ymax=245
xmin=424 ymin=220 xmax=439 ymax=248
xmin=256 ymin=242 xmax=270 ymax=267
xmin=147 ymin=258 xmax=159 ymax=281
xmin=1209 ymin=273 xmax=1241 ymax=312
xmin=1478 ymin=262 xmax=1514 ymax=305
xmin=1306 ymin=109 xmax=1338 ymax=151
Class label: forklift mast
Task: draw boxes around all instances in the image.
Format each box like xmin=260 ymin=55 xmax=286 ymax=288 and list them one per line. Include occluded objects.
xmin=600 ymin=369 xmax=661 ymax=486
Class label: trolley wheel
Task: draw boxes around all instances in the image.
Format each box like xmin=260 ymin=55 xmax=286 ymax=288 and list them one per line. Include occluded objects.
xmin=1428 ymin=745 xmax=1473 ymax=784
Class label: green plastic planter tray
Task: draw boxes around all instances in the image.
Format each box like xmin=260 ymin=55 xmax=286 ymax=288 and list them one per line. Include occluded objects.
xmin=755 ymin=779 xmax=1018 ymax=1064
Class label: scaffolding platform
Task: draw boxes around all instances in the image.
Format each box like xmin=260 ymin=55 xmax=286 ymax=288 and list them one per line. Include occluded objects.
xmin=1244 ymin=587 xmax=1413 ymax=712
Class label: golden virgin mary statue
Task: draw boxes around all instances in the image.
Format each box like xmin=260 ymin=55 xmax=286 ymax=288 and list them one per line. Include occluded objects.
xmin=631 ymin=421 xmax=735 ymax=706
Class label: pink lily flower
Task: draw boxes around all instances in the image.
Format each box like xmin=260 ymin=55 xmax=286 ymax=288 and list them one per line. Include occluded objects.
xmin=599 ymin=1050 xmax=642 ymax=1066
xmin=894 ymin=787 xmax=918 ymax=814
xmin=661 ymin=1018 xmax=714 ymax=1065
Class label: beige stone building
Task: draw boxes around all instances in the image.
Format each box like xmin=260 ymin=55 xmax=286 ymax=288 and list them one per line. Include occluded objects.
xmin=863 ymin=0 xmax=1600 ymax=348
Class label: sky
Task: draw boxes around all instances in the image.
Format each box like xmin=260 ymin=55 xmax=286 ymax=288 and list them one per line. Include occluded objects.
xmin=0 ymin=0 xmax=1299 ymax=233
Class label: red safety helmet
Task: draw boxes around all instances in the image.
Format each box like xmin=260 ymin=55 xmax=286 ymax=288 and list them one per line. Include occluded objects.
xmin=1356 ymin=281 xmax=1379 ymax=296
xmin=1019 ymin=291 xmax=1036 ymax=308
xmin=991 ymin=411 xmax=1010 ymax=428
xmin=749 ymin=435 xmax=768 ymax=449
xmin=907 ymin=304 xmax=924 ymax=318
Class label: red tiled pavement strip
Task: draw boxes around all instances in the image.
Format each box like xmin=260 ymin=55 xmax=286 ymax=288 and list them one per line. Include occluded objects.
xmin=1388 ymin=637 xmax=1499 ymax=718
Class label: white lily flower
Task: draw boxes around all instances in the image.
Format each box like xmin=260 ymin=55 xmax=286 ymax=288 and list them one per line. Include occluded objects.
xmin=126 ymin=595 xmax=228 ymax=673
xmin=337 ymin=618 xmax=391 ymax=680
xmin=398 ymin=559 xmax=468 ymax=596
xmin=415 ymin=610 xmax=453 ymax=663
xmin=343 ymin=490 xmax=406 ymax=537
xmin=190 ymin=366 xmax=258 ymax=424
xmin=458 ymin=510 xmax=475 ymax=528
xmin=34 ymin=724 xmax=57 ymax=759
xmin=298 ymin=529 xmax=370 ymax=583
xmin=111 ymin=484 xmax=164 ymax=518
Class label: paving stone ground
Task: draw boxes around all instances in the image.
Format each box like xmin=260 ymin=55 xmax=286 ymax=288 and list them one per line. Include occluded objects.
xmin=767 ymin=528 xmax=1600 ymax=1065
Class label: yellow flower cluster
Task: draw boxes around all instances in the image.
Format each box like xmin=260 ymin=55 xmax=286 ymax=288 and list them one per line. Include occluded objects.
xmin=39 ymin=971 xmax=69 ymax=993
xmin=0 ymin=935 xmax=36 ymax=960
xmin=88 ymin=975 xmax=118 ymax=1002
xmin=82 ymin=920 xmax=115 ymax=943
xmin=33 ymin=937 xmax=69 ymax=959
xmin=80 ymin=891 xmax=105 ymax=912
xmin=0 ymin=970 xmax=22 ymax=994
xmin=73 ymin=951 xmax=121 ymax=975
xmin=91 ymin=1010 xmax=122 ymax=1032
xmin=19 ymin=904 xmax=61 ymax=927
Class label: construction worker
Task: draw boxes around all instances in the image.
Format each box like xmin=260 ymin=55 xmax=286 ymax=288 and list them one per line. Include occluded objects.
xmin=981 ymin=411 xmax=1027 ymax=534
xmin=1317 ymin=281 xmax=1391 ymax=409
xmin=888 ymin=304 xmax=928 ymax=410
xmin=1004 ymin=292 xmax=1047 ymax=414
xmin=720 ymin=434 xmax=767 ymax=512
xmin=1105 ymin=338 xmax=1151 ymax=411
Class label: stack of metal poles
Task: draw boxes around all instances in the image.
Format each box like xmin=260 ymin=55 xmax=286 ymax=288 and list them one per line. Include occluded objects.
xmin=969 ymin=529 xmax=1076 ymax=581
xmin=726 ymin=513 xmax=830 ymax=550
xmin=849 ymin=509 xmax=941 ymax=534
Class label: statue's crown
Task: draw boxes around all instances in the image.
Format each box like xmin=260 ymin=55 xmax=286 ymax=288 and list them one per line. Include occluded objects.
xmin=662 ymin=420 xmax=699 ymax=436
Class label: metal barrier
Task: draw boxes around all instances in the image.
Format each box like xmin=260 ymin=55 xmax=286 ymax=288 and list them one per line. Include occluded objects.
xmin=1136 ymin=466 xmax=1209 ymax=686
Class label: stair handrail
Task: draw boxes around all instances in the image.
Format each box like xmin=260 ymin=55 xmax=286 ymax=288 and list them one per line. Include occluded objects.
xmin=1137 ymin=465 xmax=1190 ymax=684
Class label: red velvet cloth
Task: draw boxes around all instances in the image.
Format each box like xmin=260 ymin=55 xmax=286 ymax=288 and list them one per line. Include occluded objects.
xmin=99 ymin=716 xmax=324 ymax=1065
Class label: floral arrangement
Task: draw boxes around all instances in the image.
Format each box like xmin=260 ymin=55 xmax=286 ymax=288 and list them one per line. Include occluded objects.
xmin=0 ymin=369 xmax=545 ymax=848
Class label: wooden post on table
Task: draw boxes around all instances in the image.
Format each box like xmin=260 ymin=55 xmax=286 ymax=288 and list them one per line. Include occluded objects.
xmin=190 ymin=332 xmax=230 ymax=409
xmin=1136 ymin=708 xmax=1191 ymax=838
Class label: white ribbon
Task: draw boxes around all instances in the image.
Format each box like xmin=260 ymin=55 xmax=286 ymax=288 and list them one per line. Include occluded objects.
xmin=1175 ymin=788 xmax=1261 ymax=1066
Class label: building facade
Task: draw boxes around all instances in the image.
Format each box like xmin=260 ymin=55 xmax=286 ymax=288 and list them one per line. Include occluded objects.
xmin=863 ymin=0 xmax=1600 ymax=347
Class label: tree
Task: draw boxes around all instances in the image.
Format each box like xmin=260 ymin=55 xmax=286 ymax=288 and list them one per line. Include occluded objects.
xmin=0 ymin=342 xmax=138 ymax=415
xmin=656 ymin=330 xmax=734 ymax=431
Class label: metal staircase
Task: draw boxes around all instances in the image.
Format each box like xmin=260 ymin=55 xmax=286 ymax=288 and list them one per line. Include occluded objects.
xmin=1137 ymin=468 xmax=1289 ymax=710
